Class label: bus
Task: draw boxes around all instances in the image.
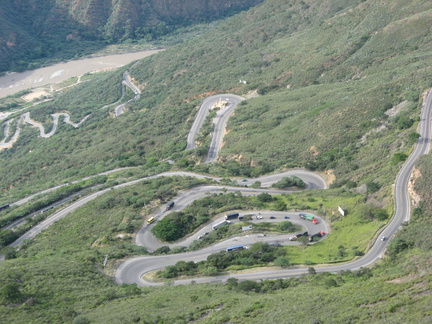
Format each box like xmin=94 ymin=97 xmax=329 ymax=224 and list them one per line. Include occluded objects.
xmin=226 ymin=245 xmax=244 ymax=252
xmin=147 ymin=217 xmax=155 ymax=224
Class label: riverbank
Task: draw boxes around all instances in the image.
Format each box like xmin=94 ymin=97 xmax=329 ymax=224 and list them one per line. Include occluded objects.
xmin=0 ymin=49 xmax=163 ymax=99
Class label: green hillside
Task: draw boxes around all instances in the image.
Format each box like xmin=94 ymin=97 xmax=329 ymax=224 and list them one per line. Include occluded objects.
xmin=1 ymin=0 xmax=432 ymax=322
xmin=1 ymin=0 xmax=431 ymax=202
xmin=0 ymin=0 xmax=263 ymax=72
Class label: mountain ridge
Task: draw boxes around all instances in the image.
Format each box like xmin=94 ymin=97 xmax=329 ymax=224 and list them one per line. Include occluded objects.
xmin=0 ymin=0 xmax=264 ymax=72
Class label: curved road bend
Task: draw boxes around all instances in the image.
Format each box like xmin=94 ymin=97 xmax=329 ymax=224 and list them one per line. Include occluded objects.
xmin=136 ymin=184 xmax=327 ymax=251
xmin=186 ymin=94 xmax=244 ymax=152
xmin=9 ymin=170 xmax=325 ymax=249
xmin=116 ymin=88 xmax=432 ymax=286
xmin=115 ymin=71 xmax=141 ymax=116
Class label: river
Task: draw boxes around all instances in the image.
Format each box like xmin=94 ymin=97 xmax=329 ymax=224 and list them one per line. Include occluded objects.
xmin=0 ymin=49 xmax=162 ymax=99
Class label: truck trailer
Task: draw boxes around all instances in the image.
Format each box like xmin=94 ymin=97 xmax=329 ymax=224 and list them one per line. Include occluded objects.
xmin=309 ymin=231 xmax=326 ymax=242
xmin=166 ymin=201 xmax=175 ymax=211
xmin=299 ymin=213 xmax=318 ymax=224
xmin=212 ymin=220 xmax=230 ymax=230
xmin=225 ymin=212 xmax=240 ymax=220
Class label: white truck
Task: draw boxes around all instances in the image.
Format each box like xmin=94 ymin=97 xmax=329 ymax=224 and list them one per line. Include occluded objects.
xmin=212 ymin=220 xmax=231 ymax=230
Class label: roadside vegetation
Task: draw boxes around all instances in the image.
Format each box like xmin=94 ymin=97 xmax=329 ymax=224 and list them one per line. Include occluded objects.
xmin=157 ymin=242 xmax=289 ymax=279
xmin=0 ymin=158 xmax=430 ymax=323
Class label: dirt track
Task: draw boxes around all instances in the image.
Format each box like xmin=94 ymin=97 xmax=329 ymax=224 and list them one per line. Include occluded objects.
xmin=0 ymin=50 xmax=162 ymax=99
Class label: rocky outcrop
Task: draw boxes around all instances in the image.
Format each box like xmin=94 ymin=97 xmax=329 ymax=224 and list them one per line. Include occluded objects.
xmin=408 ymin=167 xmax=422 ymax=208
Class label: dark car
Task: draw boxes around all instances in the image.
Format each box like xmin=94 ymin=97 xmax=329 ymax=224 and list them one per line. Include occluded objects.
xmin=270 ymin=216 xmax=276 ymax=219
xmin=284 ymin=216 xmax=290 ymax=219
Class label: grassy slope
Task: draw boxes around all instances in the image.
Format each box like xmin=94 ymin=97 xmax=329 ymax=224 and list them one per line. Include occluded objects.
xmin=0 ymin=179 xmax=431 ymax=323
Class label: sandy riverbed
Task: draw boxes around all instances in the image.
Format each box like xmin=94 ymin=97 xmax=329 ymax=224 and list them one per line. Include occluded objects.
xmin=0 ymin=49 xmax=162 ymax=99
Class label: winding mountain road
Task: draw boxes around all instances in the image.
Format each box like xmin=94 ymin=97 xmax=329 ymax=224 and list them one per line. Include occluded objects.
xmin=1 ymin=69 xmax=141 ymax=150
xmin=186 ymin=94 xmax=244 ymax=162
xmin=4 ymin=87 xmax=432 ymax=288
xmin=116 ymin=89 xmax=432 ymax=286
xmin=114 ymin=71 xmax=141 ymax=116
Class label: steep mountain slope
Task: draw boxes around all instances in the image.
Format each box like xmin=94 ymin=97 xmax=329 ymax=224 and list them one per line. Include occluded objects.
xmin=1 ymin=0 xmax=430 ymax=202
xmin=0 ymin=0 xmax=264 ymax=72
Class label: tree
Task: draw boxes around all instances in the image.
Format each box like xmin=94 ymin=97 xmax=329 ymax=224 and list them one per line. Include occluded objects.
xmin=274 ymin=256 xmax=290 ymax=267
xmin=391 ymin=152 xmax=408 ymax=165
xmin=366 ymin=181 xmax=380 ymax=194
xmin=0 ymin=230 xmax=19 ymax=248
xmin=257 ymin=192 xmax=273 ymax=202
xmin=251 ymin=181 xmax=261 ymax=188
xmin=324 ymin=278 xmax=338 ymax=287
xmin=272 ymin=176 xmax=306 ymax=189
xmin=237 ymin=280 xmax=260 ymax=292
xmin=397 ymin=115 xmax=414 ymax=129
xmin=151 ymin=217 xmax=182 ymax=242
xmin=273 ymin=200 xmax=287 ymax=211
xmin=278 ymin=221 xmax=293 ymax=232
xmin=0 ymin=282 xmax=24 ymax=304
xmin=226 ymin=278 xmax=239 ymax=289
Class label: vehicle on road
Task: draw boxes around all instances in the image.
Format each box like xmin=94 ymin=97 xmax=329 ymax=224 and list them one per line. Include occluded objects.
xmin=213 ymin=220 xmax=230 ymax=230
xmin=284 ymin=216 xmax=290 ymax=219
xmin=166 ymin=201 xmax=175 ymax=211
xmin=226 ymin=245 xmax=243 ymax=252
xmin=147 ymin=217 xmax=155 ymax=224
xmin=269 ymin=242 xmax=282 ymax=247
xmin=291 ymin=231 xmax=309 ymax=240
xmin=299 ymin=212 xmax=318 ymax=224
xmin=256 ymin=215 xmax=263 ymax=219
xmin=381 ymin=236 xmax=386 ymax=241
xmin=270 ymin=216 xmax=276 ymax=219
xmin=197 ymin=235 xmax=203 ymax=240
xmin=225 ymin=212 xmax=239 ymax=220
xmin=309 ymin=231 xmax=326 ymax=242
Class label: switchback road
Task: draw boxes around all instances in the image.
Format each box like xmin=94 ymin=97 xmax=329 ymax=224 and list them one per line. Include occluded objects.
xmin=116 ymin=89 xmax=432 ymax=286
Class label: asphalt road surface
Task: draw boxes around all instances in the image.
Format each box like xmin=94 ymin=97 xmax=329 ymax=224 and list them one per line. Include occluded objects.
xmin=116 ymin=89 xmax=432 ymax=286
xmin=4 ymin=88 xmax=431 ymax=288
xmin=186 ymin=94 xmax=244 ymax=159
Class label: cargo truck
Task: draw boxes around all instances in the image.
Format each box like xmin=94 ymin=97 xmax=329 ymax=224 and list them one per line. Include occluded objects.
xmin=309 ymin=231 xmax=326 ymax=242
xmin=166 ymin=201 xmax=175 ymax=211
xmin=225 ymin=212 xmax=239 ymax=220
xmin=212 ymin=220 xmax=230 ymax=230
xmin=299 ymin=213 xmax=318 ymax=224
